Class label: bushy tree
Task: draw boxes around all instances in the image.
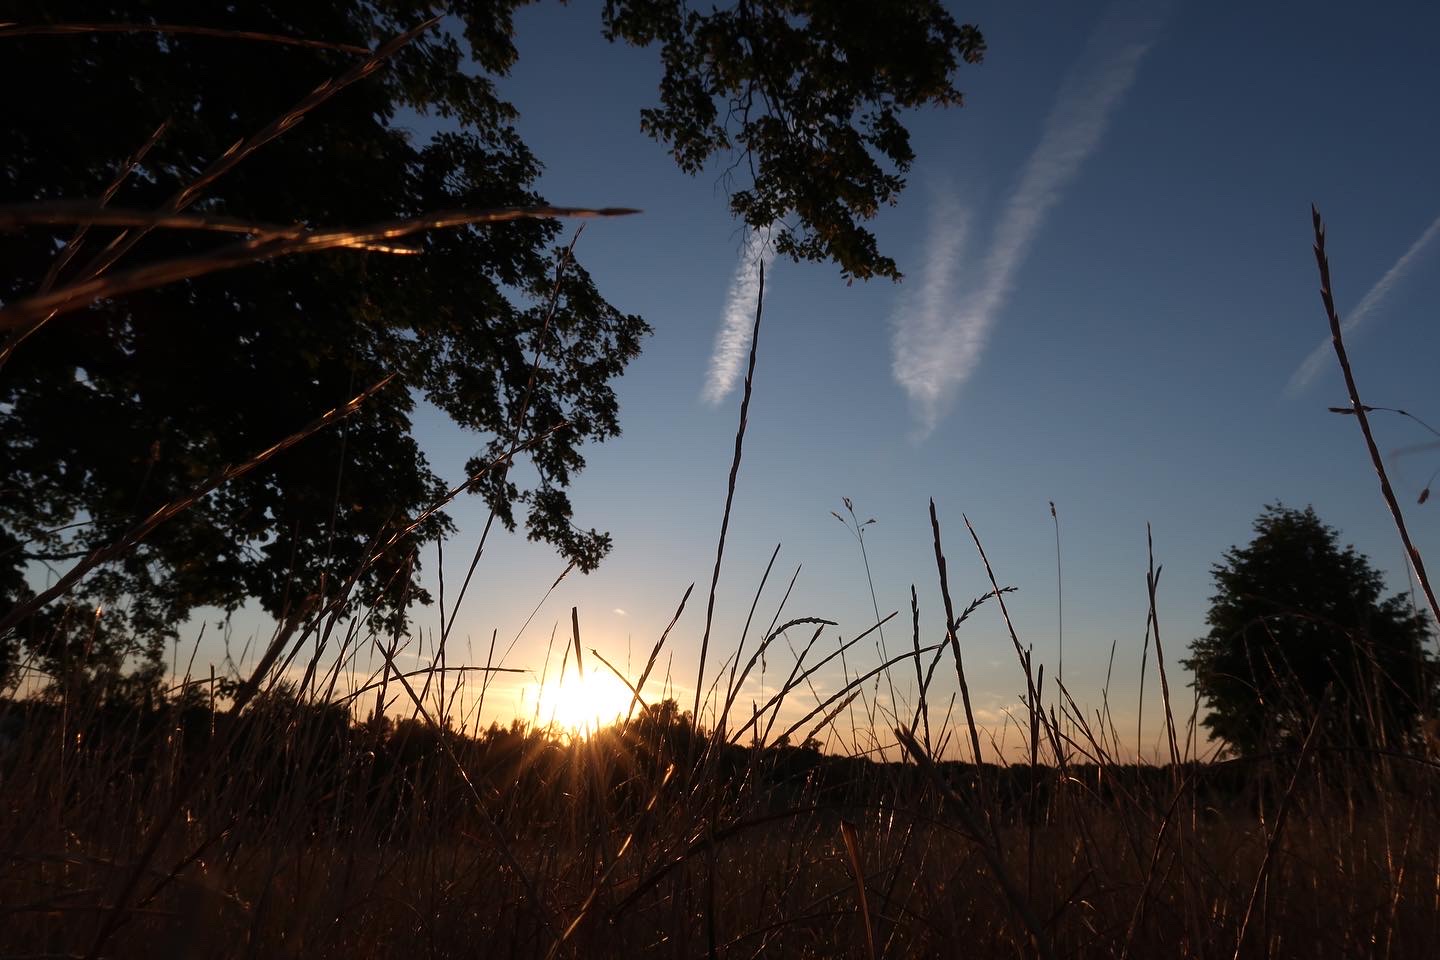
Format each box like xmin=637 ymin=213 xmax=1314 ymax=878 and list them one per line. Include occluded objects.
xmin=1183 ymin=505 xmax=1437 ymax=757
xmin=0 ymin=1 xmax=984 ymax=688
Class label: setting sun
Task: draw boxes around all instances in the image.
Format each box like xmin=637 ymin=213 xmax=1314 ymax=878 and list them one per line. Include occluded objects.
xmin=531 ymin=668 xmax=634 ymax=736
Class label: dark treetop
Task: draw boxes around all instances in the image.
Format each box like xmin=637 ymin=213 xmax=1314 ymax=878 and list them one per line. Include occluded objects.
xmin=0 ymin=1 xmax=983 ymax=689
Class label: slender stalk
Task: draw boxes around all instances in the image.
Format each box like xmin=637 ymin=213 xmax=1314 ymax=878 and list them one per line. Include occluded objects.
xmin=1311 ymin=206 xmax=1440 ymax=636
xmin=1147 ymin=525 xmax=1180 ymax=771
xmin=962 ymin=514 xmax=1044 ymax=745
xmin=0 ymin=205 xmax=636 ymax=333
xmin=929 ymin=500 xmax=983 ymax=766
xmin=1051 ymin=500 xmax=1063 ymax=713
xmin=694 ymin=263 xmax=766 ymax=730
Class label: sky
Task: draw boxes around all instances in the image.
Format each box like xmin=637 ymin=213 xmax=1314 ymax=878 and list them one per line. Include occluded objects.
xmin=170 ymin=0 xmax=1440 ymax=760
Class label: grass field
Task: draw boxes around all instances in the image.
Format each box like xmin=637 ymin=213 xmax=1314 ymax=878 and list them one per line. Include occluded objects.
xmin=4 ymin=531 xmax=1439 ymax=959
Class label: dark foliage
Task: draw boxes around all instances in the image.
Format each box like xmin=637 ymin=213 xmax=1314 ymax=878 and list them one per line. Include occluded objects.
xmin=603 ymin=0 xmax=985 ymax=281
xmin=1183 ymin=504 xmax=1437 ymax=757
xmin=0 ymin=1 xmax=649 ymax=687
xmin=0 ymin=1 xmax=984 ymax=689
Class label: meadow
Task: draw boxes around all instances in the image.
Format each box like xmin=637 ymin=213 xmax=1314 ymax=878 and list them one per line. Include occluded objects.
xmin=4 ymin=351 xmax=1440 ymax=957
xmin=4 ymin=565 xmax=1439 ymax=958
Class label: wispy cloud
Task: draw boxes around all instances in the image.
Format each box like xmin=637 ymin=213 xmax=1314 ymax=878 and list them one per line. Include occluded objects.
xmin=612 ymin=608 xmax=628 ymax=617
xmin=704 ymin=224 xmax=776 ymax=406
xmin=1286 ymin=211 xmax=1440 ymax=395
xmin=890 ymin=192 xmax=971 ymax=432
xmin=891 ymin=1 xmax=1167 ymax=434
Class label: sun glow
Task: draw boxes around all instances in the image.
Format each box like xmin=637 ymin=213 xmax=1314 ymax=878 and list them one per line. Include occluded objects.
xmin=531 ymin=668 xmax=634 ymax=736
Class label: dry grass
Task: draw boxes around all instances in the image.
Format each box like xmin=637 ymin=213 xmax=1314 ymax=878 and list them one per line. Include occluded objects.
xmin=4 ymin=455 xmax=1439 ymax=958
xmin=4 ymin=657 xmax=1439 ymax=959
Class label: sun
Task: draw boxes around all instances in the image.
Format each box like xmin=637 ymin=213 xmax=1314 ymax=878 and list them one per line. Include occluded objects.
xmin=532 ymin=667 xmax=634 ymax=736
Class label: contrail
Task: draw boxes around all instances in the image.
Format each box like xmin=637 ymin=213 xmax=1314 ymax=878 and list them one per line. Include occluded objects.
xmin=890 ymin=190 xmax=970 ymax=431
xmin=891 ymin=1 xmax=1166 ymax=435
xmin=704 ymin=224 xmax=776 ymax=405
xmin=1287 ymin=211 xmax=1440 ymax=395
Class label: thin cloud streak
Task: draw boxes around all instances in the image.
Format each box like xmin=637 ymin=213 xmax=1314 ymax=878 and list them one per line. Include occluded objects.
xmin=703 ymin=224 xmax=776 ymax=405
xmin=890 ymin=192 xmax=970 ymax=431
xmin=891 ymin=1 xmax=1166 ymax=434
xmin=1286 ymin=211 xmax=1440 ymax=395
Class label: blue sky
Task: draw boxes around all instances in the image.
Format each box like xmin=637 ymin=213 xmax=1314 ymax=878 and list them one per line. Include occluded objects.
xmin=185 ymin=1 xmax=1440 ymax=759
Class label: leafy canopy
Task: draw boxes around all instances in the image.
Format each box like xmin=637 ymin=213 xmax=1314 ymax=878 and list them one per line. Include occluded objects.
xmin=1182 ymin=505 xmax=1436 ymax=757
xmin=0 ymin=1 xmax=984 ymax=688
xmin=604 ymin=0 xmax=985 ymax=281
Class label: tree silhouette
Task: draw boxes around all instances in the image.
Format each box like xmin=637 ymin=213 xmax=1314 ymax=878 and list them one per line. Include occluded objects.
xmin=0 ymin=1 xmax=985 ymax=688
xmin=1183 ymin=504 xmax=1436 ymax=758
